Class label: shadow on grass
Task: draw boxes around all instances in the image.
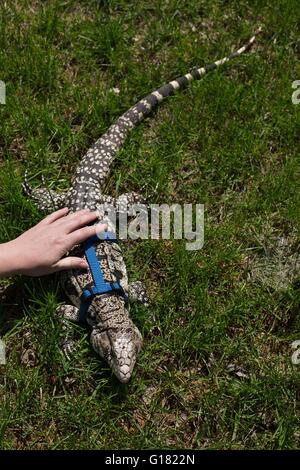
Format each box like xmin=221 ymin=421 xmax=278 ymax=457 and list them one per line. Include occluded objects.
xmin=0 ymin=278 xmax=29 ymax=335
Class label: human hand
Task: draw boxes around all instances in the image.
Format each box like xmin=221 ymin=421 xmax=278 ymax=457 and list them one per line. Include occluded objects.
xmin=0 ymin=207 xmax=107 ymax=277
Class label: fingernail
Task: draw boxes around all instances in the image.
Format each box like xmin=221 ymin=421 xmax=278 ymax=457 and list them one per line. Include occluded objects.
xmin=80 ymin=261 xmax=88 ymax=269
xmin=96 ymin=223 xmax=107 ymax=231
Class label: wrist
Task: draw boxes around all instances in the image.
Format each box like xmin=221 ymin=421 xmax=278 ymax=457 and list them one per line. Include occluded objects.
xmin=0 ymin=240 xmax=24 ymax=277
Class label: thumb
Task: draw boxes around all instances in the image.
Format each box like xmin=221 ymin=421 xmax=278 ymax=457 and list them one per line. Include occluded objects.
xmin=52 ymin=257 xmax=88 ymax=272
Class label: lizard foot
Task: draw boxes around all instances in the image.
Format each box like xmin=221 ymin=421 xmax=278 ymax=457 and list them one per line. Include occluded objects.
xmin=23 ymin=171 xmax=66 ymax=213
xmin=128 ymin=280 xmax=149 ymax=306
xmin=55 ymin=304 xmax=81 ymax=359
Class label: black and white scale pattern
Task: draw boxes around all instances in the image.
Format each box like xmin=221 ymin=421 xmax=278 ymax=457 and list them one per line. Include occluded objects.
xmin=25 ymin=30 xmax=261 ymax=383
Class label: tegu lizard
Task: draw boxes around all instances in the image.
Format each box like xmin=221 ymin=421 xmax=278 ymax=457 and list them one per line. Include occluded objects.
xmin=24 ymin=29 xmax=261 ymax=383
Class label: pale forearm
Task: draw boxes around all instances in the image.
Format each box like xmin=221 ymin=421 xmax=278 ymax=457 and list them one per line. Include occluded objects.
xmin=0 ymin=209 xmax=107 ymax=278
xmin=0 ymin=241 xmax=21 ymax=277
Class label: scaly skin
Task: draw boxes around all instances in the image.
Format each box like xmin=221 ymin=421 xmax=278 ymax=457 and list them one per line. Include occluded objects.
xmin=24 ymin=30 xmax=261 ymax=382
xmin=59 ymin=239 xmax=142 ymax=383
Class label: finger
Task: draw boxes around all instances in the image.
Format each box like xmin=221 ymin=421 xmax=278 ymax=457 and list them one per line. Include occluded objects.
xmin=40 ymin=207 xmax=69 ymax=225
xmin=51 ymin=257 xmax=89 ymax=272
xmin=64 ymin=208 xmax=91 ymax=220
xmin=62 ymin=210 xmax=100 ymax=234
xmin=53 ymin=208 xmax=90 ymax=229
xmin=67 ymin=223 xmax=108 ymax=248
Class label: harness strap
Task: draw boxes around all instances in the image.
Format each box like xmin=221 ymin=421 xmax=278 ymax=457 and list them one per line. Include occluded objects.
xmin=79 ymin=231 xmax=128 ymax=322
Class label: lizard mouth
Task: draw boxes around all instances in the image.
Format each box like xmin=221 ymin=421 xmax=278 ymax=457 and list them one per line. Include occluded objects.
xmin=113 ymin=361 xmax=136 ymax=384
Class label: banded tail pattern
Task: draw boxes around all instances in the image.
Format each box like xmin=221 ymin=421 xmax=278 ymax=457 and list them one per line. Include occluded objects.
xmin=70 ymin=28 xmax=261 ymax=209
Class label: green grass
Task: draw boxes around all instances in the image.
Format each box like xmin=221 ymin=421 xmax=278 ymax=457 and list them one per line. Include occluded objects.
xmin=0 ymin=0 xmax=300 ymax=450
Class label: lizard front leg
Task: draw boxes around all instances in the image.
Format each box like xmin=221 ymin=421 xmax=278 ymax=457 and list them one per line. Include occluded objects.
xmin=116 ymin=192 xmax=144 ymax=215
xmin=94 ymin=193 xmax=145 ymax=228
xmin=128 ymin=281 xmax=159 ymax=329
xmin=22 ymin=173 xmax=67 ymax=213
xmin=93 ymin=192 xmax=144 ymax=218
xmin=23 ymin=185 xmax=67 ymax=213
xmin=55 ymin=304 xmax=81 ymax=358
xmin=128 ymin=281 xmax=149 ymax=306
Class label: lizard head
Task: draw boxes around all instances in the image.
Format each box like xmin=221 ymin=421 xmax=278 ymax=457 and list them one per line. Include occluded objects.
xmin=90 ymin=322 xmax=143 ymax=383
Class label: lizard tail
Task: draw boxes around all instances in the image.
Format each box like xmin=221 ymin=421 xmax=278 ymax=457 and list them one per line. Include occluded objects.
xmin=119 ymin=27 xmax=262 ymax=127
xmin=73 ymin=28 xmax=262 ymax=191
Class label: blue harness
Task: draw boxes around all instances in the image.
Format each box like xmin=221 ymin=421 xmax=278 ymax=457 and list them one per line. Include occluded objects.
xmin=79 ymin=231 xmax=128 ymax=322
